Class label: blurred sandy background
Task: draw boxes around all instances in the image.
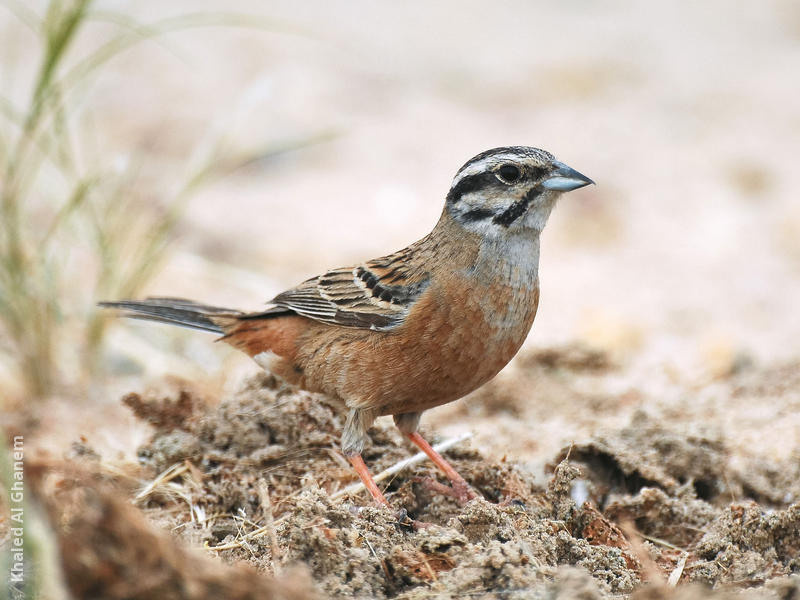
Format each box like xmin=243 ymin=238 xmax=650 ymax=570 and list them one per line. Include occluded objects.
xmin=2 ymin=0 xmax=800 ymax=459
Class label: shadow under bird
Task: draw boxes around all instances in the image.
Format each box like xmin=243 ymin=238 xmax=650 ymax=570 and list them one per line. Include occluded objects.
xmin=100 ymin=146 xmax=594 ymax=507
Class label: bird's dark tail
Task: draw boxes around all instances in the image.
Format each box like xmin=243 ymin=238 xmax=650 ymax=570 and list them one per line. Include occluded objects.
xmin=98 ymin=297 xmax=243 ymax=334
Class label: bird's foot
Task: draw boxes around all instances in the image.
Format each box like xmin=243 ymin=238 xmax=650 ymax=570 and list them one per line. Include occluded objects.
xmin=451 ymin=479 xmax=478 ymax=504
xmin=419 ymin=476 xmax=478 ymax=505
xmin=404 ymin=431 xmax=478 ymax=505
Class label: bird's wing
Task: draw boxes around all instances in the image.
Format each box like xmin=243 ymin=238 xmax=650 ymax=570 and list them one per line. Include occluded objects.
xmin=270 ymin=248 xmax=430 ymax=331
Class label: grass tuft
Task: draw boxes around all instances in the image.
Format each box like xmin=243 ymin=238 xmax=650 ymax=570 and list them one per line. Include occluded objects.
xmin=0 ymin=1 xmax=328 ymax=400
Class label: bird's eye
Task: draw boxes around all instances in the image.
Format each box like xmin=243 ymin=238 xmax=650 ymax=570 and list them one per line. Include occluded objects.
xmin=497 ymin=164 xmax=521 ymax=184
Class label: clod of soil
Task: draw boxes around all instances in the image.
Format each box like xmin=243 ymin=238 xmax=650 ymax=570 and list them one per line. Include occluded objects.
xmin=549 ymin=410 xmax=729 ymax=503
xmin=24 ymin=461 xmax=314 ymax=600
xmin=689 ymin=502 xmax=800 ymax=586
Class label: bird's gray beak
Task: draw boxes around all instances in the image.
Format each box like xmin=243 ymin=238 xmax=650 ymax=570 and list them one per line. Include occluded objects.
xmin=541 ymin=161 xmax=595 ymax=191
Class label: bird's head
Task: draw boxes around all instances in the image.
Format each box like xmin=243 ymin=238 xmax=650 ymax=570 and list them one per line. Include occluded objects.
xmin=444 ymin=146 xmax=593 ymax=236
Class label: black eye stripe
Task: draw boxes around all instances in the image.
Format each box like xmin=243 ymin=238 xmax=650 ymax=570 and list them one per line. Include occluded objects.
xmin=446 ymin=172 xmax=498 ymax=204
xmin=447 ymin=163 xmax=548 ymax=205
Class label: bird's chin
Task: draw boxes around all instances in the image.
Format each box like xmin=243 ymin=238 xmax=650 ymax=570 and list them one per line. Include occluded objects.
xmin=519 ymin=197 xmax=558 ymax=233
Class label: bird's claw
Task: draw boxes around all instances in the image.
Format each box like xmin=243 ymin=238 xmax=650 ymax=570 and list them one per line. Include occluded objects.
xmin=419 ymin=476 xmax=478 ymax=505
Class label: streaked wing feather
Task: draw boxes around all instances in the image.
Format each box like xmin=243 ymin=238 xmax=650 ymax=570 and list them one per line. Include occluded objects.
xmin=269 ymin=248 xmax=430 ymax=331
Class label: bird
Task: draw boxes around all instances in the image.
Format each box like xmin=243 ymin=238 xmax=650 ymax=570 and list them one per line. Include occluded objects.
xmin=100 ymin=146 xmax=593 ymax=508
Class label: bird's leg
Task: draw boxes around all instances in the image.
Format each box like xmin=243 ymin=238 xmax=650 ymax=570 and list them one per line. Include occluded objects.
xmin=394 ymin=413 xmax=477 ymax=504
xmin=346 ymin=453 xmax=389 ymax=507
xmin=406 ymin=432 xmax=477 ymax=504
xmin=342 ymin=408 xmax=390 ymax=507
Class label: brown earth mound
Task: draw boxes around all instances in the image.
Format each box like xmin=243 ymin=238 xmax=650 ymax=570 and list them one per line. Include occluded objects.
xmin=8 ymin=363 xmax=800 ymax=599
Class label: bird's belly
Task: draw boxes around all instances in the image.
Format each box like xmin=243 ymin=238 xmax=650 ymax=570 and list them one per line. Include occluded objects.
xmin=302 ymin=276 xmax=541 ymax=416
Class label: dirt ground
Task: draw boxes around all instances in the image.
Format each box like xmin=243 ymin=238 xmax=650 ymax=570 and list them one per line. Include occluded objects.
xmin=7 ymin=345 xmax=800 ymax=599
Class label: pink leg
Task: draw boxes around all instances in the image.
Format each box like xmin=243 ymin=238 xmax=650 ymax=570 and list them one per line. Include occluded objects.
xmin=406 ymin=432 xmax=476 ymax=503
xmin=347 ymin=453 xmax=389 ymax=507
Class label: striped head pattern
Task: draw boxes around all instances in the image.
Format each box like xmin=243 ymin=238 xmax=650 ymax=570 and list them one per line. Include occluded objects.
xmin=445 ymin=146 xmax=593 ymax=235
